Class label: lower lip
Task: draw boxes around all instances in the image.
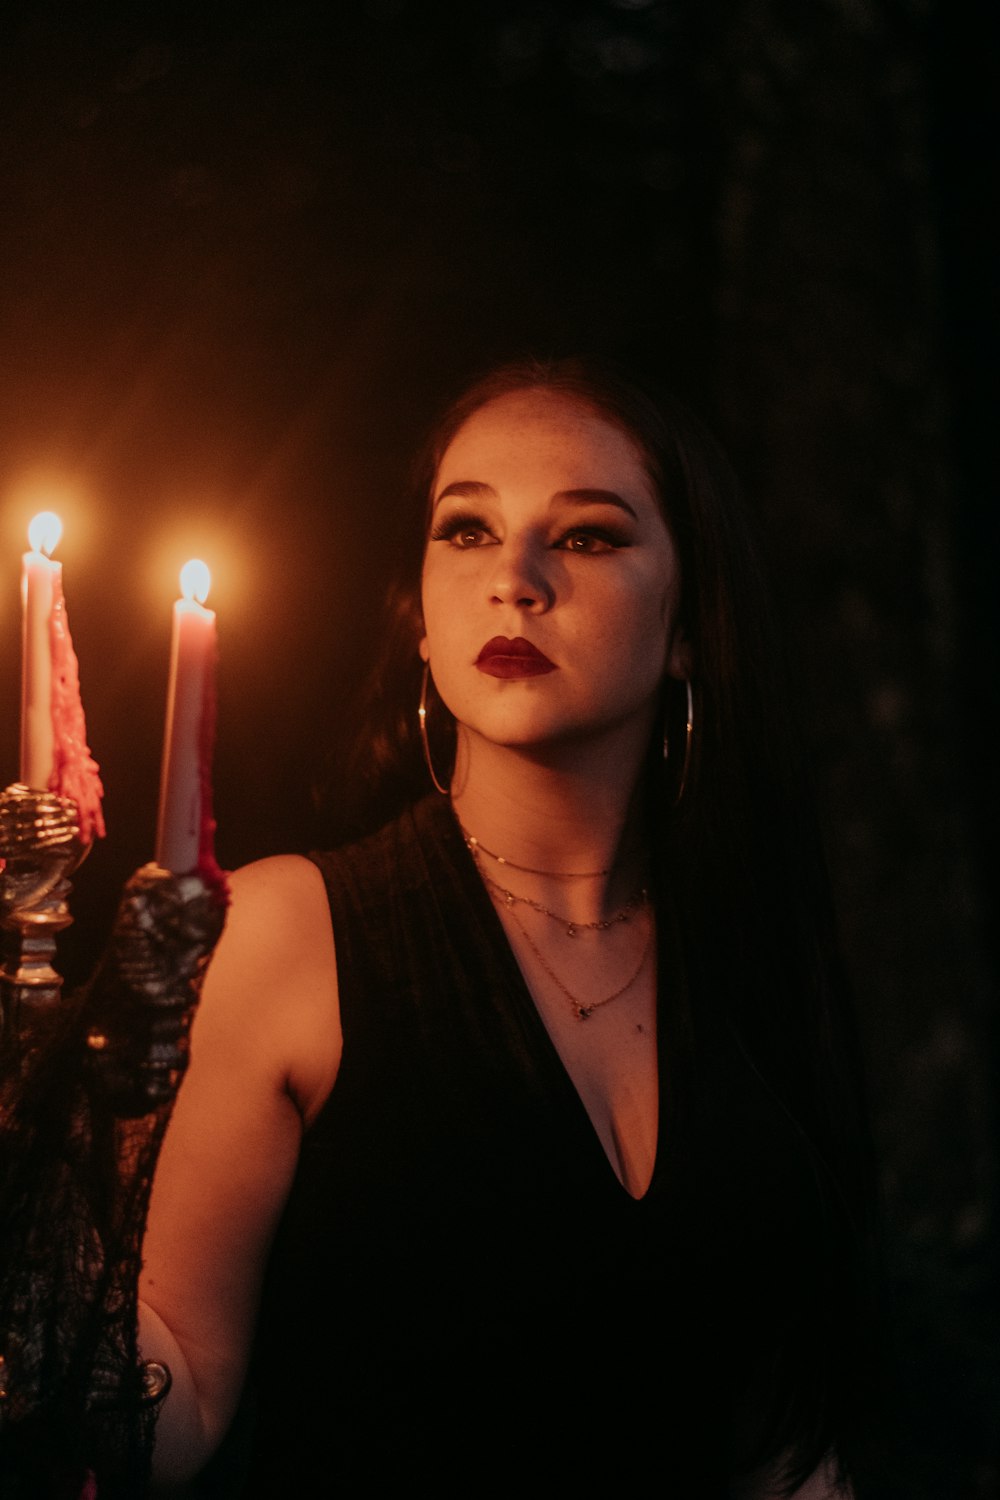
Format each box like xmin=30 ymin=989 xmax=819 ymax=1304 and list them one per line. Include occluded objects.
xmin=476 ymin=656 xmax=556 ymax=679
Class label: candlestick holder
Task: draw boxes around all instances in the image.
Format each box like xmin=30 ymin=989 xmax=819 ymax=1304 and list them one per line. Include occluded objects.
xmin=0 ymin=782 xmax=84 ymax=1050
xmin=83 ymin=861 xmax=226 ymax=1115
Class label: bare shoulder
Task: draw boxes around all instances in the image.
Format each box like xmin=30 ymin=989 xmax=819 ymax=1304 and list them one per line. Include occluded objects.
xmin=211 ymin=853 xmax=333 ymax=991
xmin=197 ymin=853 xmax=341 ymax=1122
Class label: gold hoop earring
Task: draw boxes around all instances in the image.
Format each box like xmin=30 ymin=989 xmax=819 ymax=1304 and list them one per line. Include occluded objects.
xmin=418 ymin=663 xmax=449 ymax=796
xmin=673 ymin=679 xmax=694 ymax=807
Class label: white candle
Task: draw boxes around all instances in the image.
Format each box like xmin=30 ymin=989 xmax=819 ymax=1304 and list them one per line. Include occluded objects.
xmin=155 ymin=559 xmax=218 ymax=875
xmin=20 ymin=511 xmax=63 ymax=789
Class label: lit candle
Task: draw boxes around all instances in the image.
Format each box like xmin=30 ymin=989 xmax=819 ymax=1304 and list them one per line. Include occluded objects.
xmin=20 ymin=511 xmax=63 ymax=790
xmin=156 ymin=560 xmax=219 ymax=876
xmin=19 ymin=510 xmax=106 ymax=842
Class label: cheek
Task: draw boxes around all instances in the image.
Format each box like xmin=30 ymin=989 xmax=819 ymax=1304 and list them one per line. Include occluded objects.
xmin=623 ymin=564 xmax=676 ymax=645
xmin=419 ymin=568 xmax=463 ymax=666
xmin=650 ymin=557 xmax=684 ymax=643
xmin=655 ymin=585 xmax=691 ymax=682
xmin=609 ymin=571 xmax=681 ymax=685
xmin=419 ymin=566 xmax=442 ymax=650
xmin=417 ymin=569 xmax=430 ymax=662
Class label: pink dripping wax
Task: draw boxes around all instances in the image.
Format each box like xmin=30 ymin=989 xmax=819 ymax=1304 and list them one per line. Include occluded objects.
xmin=48 ymin=571 xmax=105 ymax=845
xmin=196 ymin=647 xmax=229 ymax=907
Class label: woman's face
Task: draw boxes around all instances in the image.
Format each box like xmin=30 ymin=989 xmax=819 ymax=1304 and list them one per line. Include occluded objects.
xmin=420 ymin=388 xmax=690 ymax=761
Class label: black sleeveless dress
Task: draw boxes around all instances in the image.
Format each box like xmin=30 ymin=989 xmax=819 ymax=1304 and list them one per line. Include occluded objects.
xmin=241 ymin=796 xmax=827 ymax=1495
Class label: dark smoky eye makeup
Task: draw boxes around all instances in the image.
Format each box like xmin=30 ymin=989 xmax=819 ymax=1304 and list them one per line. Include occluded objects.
xmin=428 ymin=509 xmax=492 ymax=542
xmin=554 ymin=503 xmax=637 ymax=547
xmin=560 ymin=522 xmax=632 ymax=547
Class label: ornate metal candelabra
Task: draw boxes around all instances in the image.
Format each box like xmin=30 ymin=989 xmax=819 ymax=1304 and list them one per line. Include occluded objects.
xmin=0 ymin=782 xmax=84 ymax=1054
xmin=0 ymin=780 xmax=225 ymax=1108
xmin=0 ymin=783 xmax=226 ymax=1494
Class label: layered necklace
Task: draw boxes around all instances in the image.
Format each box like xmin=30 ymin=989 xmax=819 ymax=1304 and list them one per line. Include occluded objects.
xmin=461 ymin=823 xmax=652 ymax=1022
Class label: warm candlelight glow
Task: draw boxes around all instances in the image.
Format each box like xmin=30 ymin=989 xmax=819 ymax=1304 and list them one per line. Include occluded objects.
xmin=180 ymin=558 xmax=211 ymax=605
xmin=28 ymin=511 xmax=63 ymax=558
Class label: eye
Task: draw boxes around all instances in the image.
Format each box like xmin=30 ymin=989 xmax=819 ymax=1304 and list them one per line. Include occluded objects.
xmin=429 ymin=512 xmax=496 ymax=549
xmin=557 ymin=528 xmax=628 ymax=554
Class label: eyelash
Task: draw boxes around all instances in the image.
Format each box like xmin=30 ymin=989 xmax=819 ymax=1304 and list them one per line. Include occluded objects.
xmin=429 ymin=512 xmax=630 ymax=553
xmin=429 ymin=511 xmax=493 ymax=547
xmin=559 ymin=527 xmax=629 ymax=554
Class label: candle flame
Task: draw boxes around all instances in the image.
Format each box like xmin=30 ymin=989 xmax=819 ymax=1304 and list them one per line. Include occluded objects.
xmin=28 ymin=511 xmax=63 ymax=557
xmin=180 ymin=558 xmax=211 ymax=605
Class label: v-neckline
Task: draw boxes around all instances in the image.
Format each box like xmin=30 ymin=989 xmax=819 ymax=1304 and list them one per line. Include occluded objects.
xmin=435 ymin=798 xmax=666 ymax=1203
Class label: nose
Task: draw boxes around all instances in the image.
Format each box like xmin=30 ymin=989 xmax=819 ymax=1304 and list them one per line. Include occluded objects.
xmin=487 ymin=534 xmax=554 ymax=612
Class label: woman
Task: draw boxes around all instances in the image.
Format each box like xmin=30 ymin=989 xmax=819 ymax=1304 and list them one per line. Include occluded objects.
xmin=138 ymin=360 xmax=877 ymax=1496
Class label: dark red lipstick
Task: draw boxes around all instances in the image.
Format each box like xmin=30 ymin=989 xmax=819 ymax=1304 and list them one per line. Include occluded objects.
xmin=476 ymin=636 xmax=556 ymax=679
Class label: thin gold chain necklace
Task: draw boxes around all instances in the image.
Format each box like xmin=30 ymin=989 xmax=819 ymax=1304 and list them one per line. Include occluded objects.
xmin=476 ymin=864 xmax=648 ymax=939
xmin=461 ymin=823 xmax=646 ymax=938
xmin=497 ymin=894 xmax=654 ymax=1022
xmin=461 ymin=827 xmax=610 ymax=879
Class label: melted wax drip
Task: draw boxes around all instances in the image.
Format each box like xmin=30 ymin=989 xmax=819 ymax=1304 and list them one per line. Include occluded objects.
xmin=196 ymin=633 xmax=229 ymax=906
xmin=48 ymin=572 xmax=106 ymax=844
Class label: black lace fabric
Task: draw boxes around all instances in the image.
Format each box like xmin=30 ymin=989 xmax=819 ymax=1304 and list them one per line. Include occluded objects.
xmin=1 ymin=863 xmax=226 ymax=1499
xmin=0 ymin=997 xmax=169 ymax=1498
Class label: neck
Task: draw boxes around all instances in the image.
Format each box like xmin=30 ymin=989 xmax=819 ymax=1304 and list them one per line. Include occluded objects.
xmin=449 ymin=721 xmax=652 ymax=911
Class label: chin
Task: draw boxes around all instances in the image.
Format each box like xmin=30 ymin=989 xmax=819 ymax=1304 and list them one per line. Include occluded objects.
xmin=467 ymin=709 xmax=647 ymax=760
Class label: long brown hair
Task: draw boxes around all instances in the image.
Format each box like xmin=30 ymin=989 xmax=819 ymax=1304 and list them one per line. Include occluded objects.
xmin=327 ymin=357 xmax=882 ymax=1491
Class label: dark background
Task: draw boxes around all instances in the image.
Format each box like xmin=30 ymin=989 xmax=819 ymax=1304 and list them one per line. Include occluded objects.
xmin=0 ymin=3 xmax=995 ymax=1494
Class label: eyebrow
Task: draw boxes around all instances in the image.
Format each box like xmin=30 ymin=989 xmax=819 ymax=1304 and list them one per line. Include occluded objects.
xmin=556 ymin=487 xmax=639 ymax=520
xmin=433 ymin=480 xmax=495 ymax=508
xmin=433 ymin=480 xmax=638 ymax=520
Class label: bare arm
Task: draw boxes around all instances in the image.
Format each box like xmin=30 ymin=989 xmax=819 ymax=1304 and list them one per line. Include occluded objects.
xmin=137 ymin=854 xmax=341 ymax=1485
